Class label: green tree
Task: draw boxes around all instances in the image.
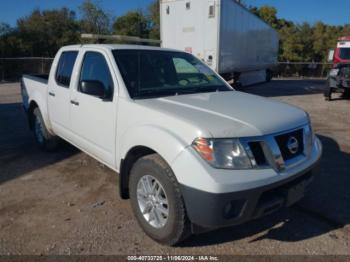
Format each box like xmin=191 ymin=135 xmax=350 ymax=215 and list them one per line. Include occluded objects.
xmin=17 ymin=8 xmax=80 ymax=56
xmin=299 ymin=22 xmax=315 ymax=61
xmin=0 ymin=23 xmax=11 ymax=36
xmin=148 ymin=0 xmax=160 ymax=39
xmin=1 ymin=1 xmax=349 ymax=62
xmin=278 ymin=25 xmax=303 ymax=62
xmin=278 ymin=23 xmax=322 ymax=62
xmin=249 ymin=5 xmax=298 ymax=61
xmin=312 ymin=22 xmax=343 ymax=61
xmin=112 ymin=11 xmax=150 ymax=38
xmin=249 ymin=5 xmax=292 ymax=30
xmin=256 ymin=6 xmax=279 ymax=29
xmin=340 ymin=25 xmax=350 ymax=38
xmin=79 ymin=0 xmax=110 ymax=34
xmin=0 ymin=23 xmax=16 ymax=57
xmin=0 ymin=32 xmax=23 ymax=57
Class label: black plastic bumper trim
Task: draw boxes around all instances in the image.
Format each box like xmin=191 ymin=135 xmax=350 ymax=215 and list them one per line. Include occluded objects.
xmin=180 ymin=161 xmax=320 ymax=230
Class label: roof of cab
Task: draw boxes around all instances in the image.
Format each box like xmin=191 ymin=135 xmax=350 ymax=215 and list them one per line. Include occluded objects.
xmin=60 ymin=44 xmax=180 ymax=53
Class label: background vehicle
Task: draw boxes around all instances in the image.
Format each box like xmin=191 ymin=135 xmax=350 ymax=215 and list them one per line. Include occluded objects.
xmin=22 ymin=44 xmax=321 ymax=246
xmin=160 ymin=0 xmax=279 ymax=86
xmin=328 ymin=36 xmax=350 ymax=67
xmin=325 ymin=63 xmax=350 ymax=101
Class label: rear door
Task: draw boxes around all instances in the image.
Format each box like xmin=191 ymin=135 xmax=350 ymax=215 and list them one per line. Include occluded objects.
xmin=48 ymin=50 xmax=78 ymax=136
xmin=69 ymin=49 xmax=117 ymax=167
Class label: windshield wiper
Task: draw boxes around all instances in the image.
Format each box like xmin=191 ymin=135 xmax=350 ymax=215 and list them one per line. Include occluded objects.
xmin=133 ymin=89 xmax=178 ymax=99
xmin=176 ymin=86 xmax=223 ymax=95
xmin=132 ymin=85 xmax=231 ymax=99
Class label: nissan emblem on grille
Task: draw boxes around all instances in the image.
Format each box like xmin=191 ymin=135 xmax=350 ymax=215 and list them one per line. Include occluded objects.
xmin=287 ymin=136 xmax=299 ymax=154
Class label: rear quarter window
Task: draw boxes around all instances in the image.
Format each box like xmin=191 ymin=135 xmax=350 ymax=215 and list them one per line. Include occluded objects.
xmin=55 ymin=51 xmax=78 ymax=87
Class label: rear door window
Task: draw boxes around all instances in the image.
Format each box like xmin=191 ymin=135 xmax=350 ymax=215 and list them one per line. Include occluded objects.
xmin=55 ymin=51 xmax=78 ymax=87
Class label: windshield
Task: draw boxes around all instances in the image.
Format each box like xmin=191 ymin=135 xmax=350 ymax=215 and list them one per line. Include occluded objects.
xmin=339 ymin=48 xmax=350 ymax=60
xmin=113 ymin=49 xmax=232 ymax=99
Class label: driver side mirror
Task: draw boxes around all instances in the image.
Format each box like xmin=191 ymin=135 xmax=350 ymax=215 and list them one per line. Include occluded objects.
xmin=327 ymin=49 xmax=335 ymax=63
xmin=80 ymin=80 xmax=105 ymax=98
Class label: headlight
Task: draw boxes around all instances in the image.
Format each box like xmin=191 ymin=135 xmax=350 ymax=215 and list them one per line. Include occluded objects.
xmin=329 ymin=68 xmax=339 ymax=77
xmin=304 ymin=113 xmax=315 ymax=156
xmin=192 ymin=138 xmax=252 ymax=169
xmin=304 ymin=124 xmax=314 ymax=157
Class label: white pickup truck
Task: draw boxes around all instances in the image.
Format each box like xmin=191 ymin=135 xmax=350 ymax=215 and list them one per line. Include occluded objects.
xmin=22 ymin=44 xmax=322 ymax=245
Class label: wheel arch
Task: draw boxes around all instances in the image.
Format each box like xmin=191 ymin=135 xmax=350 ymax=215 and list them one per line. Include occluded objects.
xmin=118 ymin=126 xmax=189 ymax=199
xmin=27 ymin=92 xmax=52 ymax=133
xmin=119 ymin=145 xmax=157 ymax=199
xmin=28 ymin=100 xmax=39 ymax=130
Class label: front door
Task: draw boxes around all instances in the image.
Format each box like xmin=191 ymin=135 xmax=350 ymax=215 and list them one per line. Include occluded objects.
xmin=69 ymin=50 xmax=117 ymax=167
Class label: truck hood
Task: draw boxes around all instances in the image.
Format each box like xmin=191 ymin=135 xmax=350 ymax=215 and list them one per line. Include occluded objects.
xmin=137 ymin=91 xmax=308 ymax=138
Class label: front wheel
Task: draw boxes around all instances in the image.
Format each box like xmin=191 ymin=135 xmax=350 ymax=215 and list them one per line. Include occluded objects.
xmin=129 ymin=154 xmax=190 ymax=245
xmin=324 ymin=86 xmax=333 ymax=101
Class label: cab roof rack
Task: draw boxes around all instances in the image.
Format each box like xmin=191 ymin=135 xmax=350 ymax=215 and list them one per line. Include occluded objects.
xmin=81 ymin=34 xmax=161 ymax=45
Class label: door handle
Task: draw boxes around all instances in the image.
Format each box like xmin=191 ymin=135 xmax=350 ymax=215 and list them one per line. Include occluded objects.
xmin=70 ymin=100 xmax=79 ymax=106
xmin=49 ymin=92 xmax=55 ymax=97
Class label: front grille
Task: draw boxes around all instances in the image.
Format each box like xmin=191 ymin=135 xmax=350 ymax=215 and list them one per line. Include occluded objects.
xmin=343 ymin=80 xmax=350 ymax=87
xmin=275 ymin=129 xmax=304 ymax=161
xmin=241 ymin=125 xmax=310 ymax=170
xmin=248 ymin=142 xmax=267 ymax=166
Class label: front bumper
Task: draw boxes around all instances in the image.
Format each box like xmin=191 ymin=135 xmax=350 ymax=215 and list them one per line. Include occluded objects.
xmin=181 ymin=167 xmax=316 ymax=230
xmin=174 ymin=137 xmax=322 ymax=230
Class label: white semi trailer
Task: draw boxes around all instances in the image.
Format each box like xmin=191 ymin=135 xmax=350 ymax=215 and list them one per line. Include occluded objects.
xmin=160 ymin=0 xmax=279 ymax=86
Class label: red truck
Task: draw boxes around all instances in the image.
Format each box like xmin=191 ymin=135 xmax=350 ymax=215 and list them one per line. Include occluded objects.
xmin=329 ymin=36 xmax=350 ymax=66
xmin=325 ymin=36 xmax=350 ymax=100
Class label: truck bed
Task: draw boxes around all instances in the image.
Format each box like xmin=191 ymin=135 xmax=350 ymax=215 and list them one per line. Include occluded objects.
xmin=22 ymin=74 xmax=49 ymax=113
xmin=23 ymin=74 xmax=49 ymax=84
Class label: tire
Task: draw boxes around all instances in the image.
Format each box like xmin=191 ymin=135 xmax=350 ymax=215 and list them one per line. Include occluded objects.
xmin=266 ymin=69 xmax=272 ymax=82
xmin=324 ymin=86 xmax=333 ymax=101
xmin=129 ymin=154 xmax=190 ymax=245
xmin=33 ymin=108 xmax=58 ymax=151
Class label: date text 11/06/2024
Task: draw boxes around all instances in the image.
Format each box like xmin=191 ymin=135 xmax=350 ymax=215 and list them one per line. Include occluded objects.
xmin=127 ymin=255 xmax=219 ymax=261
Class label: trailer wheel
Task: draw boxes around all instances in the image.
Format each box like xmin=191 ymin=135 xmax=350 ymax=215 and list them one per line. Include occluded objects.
xmin=129 ymin=154 xmax=191 ymax=246
xmin=266 ymin=69 xmax=272 ymax=82
xmin=33 ymin=108 xmax=58 ymax=151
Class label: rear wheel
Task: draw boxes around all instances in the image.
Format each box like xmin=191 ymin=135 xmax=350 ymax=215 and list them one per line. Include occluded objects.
xmin=33 ymin=108 xmax=58 ymax=151
xmin=129 ymin=154 xmax=190 ymax=245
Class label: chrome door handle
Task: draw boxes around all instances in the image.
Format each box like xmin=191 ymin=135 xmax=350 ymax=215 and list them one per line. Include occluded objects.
xmin=70 ymin=100 xmax=79 ymax=106
xmin=49 ymin=92 xmax=55 ymax=97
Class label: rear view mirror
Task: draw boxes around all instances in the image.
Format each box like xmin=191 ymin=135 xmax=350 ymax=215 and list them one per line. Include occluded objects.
xmin=327 ymin=49 xmax=334 ymax=63
xmin=80 ymin=80 xmax=105 ymax=98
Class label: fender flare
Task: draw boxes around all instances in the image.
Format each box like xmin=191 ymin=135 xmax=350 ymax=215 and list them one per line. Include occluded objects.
xmin=28 ymin=93 xmax=53 ymax=133
xmin=117 ymin=125 xmax=189 ymax=199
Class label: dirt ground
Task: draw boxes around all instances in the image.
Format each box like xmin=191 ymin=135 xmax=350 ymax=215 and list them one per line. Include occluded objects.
xmin=0 ymin=80 xmax=349 ymax=255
